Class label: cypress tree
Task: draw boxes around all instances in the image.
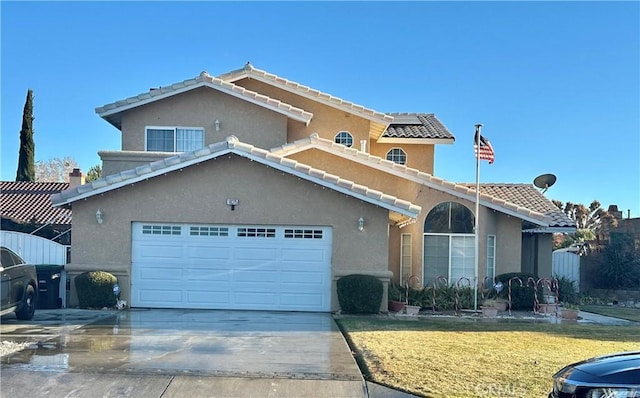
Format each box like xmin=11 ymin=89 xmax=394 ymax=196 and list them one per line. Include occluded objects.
xmin=16 ymin=89 xmax=35 ymax=182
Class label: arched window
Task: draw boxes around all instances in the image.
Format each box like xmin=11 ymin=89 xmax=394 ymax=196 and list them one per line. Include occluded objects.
xmin=386 ymin=148 xmax=407 ymax=165
xmin=334 ymin=131 xmax=353 ymax=147
xmin=423 ymin=202 xmax=475 ymax=285
xmin=423 ymin=202 xmax=474 ymax=234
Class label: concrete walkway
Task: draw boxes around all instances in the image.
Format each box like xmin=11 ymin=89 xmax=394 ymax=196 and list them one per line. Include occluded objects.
xmin=1 ymin=309 xmax=369 ymax=397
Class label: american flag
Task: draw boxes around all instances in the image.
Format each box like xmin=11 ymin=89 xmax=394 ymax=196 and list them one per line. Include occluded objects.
xmin=474 ymin=132 xmax=495 ymax=164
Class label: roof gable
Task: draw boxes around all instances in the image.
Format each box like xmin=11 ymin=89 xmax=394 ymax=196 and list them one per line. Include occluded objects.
xmin=52 ymin=136 xmax=420 ymax=220
xmin=96 ymin=71 xmax=313 ymax=129
xmin=271 ymin=134 xmax=552 ymax=227
xmin=0 ymin=181 xmax=71 ymax=225
xmin=218 ymin=63 xmax=394 ymax=139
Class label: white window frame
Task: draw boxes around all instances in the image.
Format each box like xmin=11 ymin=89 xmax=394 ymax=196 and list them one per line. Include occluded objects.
xmin=386 ymin=147 xmax=407 ymax=165
xmin=423 ymin=233 xmax=476 ymax=284
xmin=486 ymin=235 xmax=496 ymax=279
xmin=400 ymin=233 xmax=412 ymax=284
xmin=145 ymin=126 xmax=204 ymax=152
xmin=334 ymin=131 xmax=354 ymax=147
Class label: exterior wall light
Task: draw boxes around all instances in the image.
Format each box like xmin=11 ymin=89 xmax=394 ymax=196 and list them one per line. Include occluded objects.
xmin=215 ymin=119 xmax=220 ymax=131
xmin=96 ymin=209 xmax=104 ymax=224
xmin=358 ymin=216 xmax=365 ymax=232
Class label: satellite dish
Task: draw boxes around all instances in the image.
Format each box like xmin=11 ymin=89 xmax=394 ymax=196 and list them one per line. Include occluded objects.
xmin=533 ymin=174 xmax=557 ymax=193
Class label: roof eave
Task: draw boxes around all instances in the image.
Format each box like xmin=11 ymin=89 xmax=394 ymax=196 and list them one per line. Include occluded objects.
xmin=95 ymin=80 xmax=313 ymax=128
xmin=376 ymin=137 xmax=456 ymax=145
xmin=222 ymin=67 xmax=393 ymax=127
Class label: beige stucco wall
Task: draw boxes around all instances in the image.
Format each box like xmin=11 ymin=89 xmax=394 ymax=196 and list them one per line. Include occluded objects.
xmin=99 ymin=151 xmax=175 ymax=176
xmin=66 ymin=154 xmax=391 ymax=312
xmin=288 ymin=149 xmax=525 ymax=285
xmin=234 ymin=79 xmax=372 ymax=146
xmin=119 ymin=87 xmax=290 ymax=152
xmin=369 ymin=142 xmax=435 ymax=175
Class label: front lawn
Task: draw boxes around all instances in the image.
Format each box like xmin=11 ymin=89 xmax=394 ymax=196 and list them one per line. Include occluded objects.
xmin=337 ymin=316 xmax=640 ymax=398
xmin=580 ymin=305 xmax=640 ymax=322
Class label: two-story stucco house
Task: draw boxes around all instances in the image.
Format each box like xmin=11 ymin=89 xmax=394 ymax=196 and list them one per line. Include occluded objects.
xmin=52 ymin=63 xmax=575 ymax=312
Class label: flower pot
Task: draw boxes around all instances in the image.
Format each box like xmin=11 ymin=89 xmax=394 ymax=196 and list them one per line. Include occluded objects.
xmin=482 ymin=306 xmax=498 ymax=318
xmin=493 ymin=299 xmax=508 ymax=312
xmin=404 ymin=305 xmax=421 ymax=315
xmin=561 ymin=308 xmax=579 ymax=320
xmin=388 ymin=300 xmax=406 ymax=313
xmin=538 ymin=303 xmax=558 ymax=314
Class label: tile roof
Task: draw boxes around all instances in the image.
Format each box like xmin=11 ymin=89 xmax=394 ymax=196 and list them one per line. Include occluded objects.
xmin=1 ymin=181 xmax=71 ymax=225
xmin=383 ymin=113 xmax=455 ymax=141
xmin=461 ymin=183 xmax=576 ymax=230
xmin=95 ymin=71 xmax=313 ymax=129
xmin=218 ymin=63 xmax=394 ymax=137
xmin=271 ymin=134 xmax=552 ymax=227
xmin=52 ymin=137 xmax=421 ymax=219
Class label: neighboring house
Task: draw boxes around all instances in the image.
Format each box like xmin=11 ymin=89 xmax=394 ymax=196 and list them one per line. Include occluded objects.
xmin=1 ymin=180 xmax=74 ymax=245
xmin=52 ymin=63 xmax=575 ymax=312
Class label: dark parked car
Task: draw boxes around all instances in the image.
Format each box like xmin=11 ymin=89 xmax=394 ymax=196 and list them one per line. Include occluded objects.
xmin=1 ymin=246 xmax=38 ymax=320
xmin=549 ymin=351 xmax=640 ymax=398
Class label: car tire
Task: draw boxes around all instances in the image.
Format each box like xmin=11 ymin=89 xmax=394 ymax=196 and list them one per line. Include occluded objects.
xmin=15 ymin=285 xmax=36 ymax=320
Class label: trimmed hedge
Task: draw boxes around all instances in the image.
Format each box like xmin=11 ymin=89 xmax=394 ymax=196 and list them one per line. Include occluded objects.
xmin=337 ymin=274 xmax=383 ymax=314
xmin=75 ymin=271 xmax=118 ymax=309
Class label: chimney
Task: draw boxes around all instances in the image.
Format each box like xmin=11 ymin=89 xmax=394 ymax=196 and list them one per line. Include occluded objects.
xmin=69 ymin=168 xmax=85 ymax=189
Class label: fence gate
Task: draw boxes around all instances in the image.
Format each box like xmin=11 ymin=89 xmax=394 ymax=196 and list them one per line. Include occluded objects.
xmin=552 ymin=249 xmax=580 ymax=292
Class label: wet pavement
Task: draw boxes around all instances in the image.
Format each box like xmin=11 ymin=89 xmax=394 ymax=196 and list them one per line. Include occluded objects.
xmin=1 ymin=309 xmax=368 ymax=397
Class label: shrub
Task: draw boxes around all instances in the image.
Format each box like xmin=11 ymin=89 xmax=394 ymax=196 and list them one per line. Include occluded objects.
xmin=337 ymin=274 xmax=383 ymax=314
xmin=553 ymin=275 xmax=578 ymax=304
xmin=75 ymin=271 xmax=118 ymax=309
xmin=422 ymin=284 xmax=475 ymax=311
xmin=388 ymin=282 xmax=406 ymax=302
xmin=594 ymin=242 xmax=640 ymax=289
xmin=495 ymin=272 xmax=543 ymax=310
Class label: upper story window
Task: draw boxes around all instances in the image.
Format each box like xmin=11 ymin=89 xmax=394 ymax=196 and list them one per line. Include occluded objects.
xmin=146 ymin=127 xmax=204 ymax=152
xmin=334 ymin=131 xmax=353 ymax=147
xmin=386 ymin=148 xmax=407 ymax=165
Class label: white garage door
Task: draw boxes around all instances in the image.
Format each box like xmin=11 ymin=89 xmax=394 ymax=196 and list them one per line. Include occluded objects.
xmin=131 ymin=223 xmax=332 ymax=312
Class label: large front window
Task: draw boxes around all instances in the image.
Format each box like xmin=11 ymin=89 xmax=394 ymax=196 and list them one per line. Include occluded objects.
xmin=146 ymin=127 xmax=204 ymax=152
xmin=423 ymin=202 xmax=475 ymax=284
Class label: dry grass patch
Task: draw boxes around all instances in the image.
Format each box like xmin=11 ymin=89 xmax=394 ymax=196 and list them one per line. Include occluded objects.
xmin=337 ymin=317 xmax=640 ymax=398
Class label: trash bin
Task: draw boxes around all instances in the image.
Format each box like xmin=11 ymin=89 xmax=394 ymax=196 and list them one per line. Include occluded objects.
xmin=35 ymin=264 xmax=64 ymax=309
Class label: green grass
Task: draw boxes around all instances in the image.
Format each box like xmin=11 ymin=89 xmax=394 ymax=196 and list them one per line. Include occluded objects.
xmin=581 ymin=305 xmax=640 ymax=322
xmin=336 ymin=316 xmax=640 ymax=398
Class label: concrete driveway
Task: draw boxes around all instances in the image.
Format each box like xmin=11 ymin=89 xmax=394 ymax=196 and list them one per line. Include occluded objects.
xmin=0 ymin=309 xmax=369 ymax=397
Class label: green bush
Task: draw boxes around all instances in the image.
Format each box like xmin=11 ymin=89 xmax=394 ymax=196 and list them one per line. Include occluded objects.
xmin=75 ymin=271 xmax=118 ymax=309
xmin=388 ymin=282 xmax=406 ymax=302
xmin=495 ymin=272 xmax=542 ymax=310
xmin=337 ymin=274 xmax=383 ymax=314
xmin=422 ymin=284 xmax=475 ymax=311
xmin=553 ymin=275 xmax=578 ymax=304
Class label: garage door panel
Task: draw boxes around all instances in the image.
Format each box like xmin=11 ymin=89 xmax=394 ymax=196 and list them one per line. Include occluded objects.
xmin=132 ymin=223 xmax=332 ymax=312
xmin=234 ymin=292 xmax=278 ymax=306
xmin=185 ymin=269 xmax=231 ymax=282
xmin=186 ymin=245 xmax=230 ymax=260
xmin=138 ymin=267 xmax=183 ymax=281
xmin=279 ymin=293 xmax=325 ymax=307
xmin=281 ymin=248 xmax=328 ymax=262
xmin=280 ymin=271 xmax=327 ymax=285
xmin=186 ymin=290 xmax=230 ymax=305
xmin=234 ymin=247 xmax=278 ymax=261
xmin=136 ymin=289 xmax=183 ymax=305
xmin=135 ymin=245 xmax=185 ymax=261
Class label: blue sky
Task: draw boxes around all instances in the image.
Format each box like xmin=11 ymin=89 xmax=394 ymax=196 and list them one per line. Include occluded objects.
xmin=2 ymin=1 xmax=639 ymax=217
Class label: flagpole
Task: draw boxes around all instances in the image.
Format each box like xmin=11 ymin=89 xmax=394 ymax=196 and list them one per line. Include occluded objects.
xmin=474 ymin=123 xmax=482 ymax=312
